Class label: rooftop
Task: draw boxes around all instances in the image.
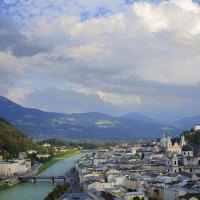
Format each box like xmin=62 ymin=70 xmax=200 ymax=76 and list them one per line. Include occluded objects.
xmin=125 ymin=191 xmax=144 ymax=195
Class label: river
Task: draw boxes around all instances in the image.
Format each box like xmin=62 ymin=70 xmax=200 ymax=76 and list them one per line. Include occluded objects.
xmin=0 ymin=153 xmax=87 ymax=200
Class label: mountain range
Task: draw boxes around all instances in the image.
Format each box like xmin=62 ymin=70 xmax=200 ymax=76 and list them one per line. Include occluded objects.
xmin=0 ymin=96 xmax=199 ymax=140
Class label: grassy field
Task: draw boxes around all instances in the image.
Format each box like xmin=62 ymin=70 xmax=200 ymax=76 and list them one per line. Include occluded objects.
xmin=36 ymin=150 xmax=79 ymax=174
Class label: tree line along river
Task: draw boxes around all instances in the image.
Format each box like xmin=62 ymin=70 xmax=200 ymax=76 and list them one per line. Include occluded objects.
xmin=0 ymin=153 xmax=87 ymax=200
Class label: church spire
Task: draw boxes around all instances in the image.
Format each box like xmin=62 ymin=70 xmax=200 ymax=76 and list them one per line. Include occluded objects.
xmin=180 ymin=133 xmax=186 ymax=147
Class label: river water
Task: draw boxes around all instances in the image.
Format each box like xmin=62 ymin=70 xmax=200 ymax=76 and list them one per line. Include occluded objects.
xmin=0 ymin=153 xmax=87 ymax=200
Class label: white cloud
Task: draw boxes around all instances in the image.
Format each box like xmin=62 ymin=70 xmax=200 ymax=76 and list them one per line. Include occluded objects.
xmin=1 ymin=0 xmax=200 ymax=119
xmin=133 ymin=2 xmax=168 ymax=32
xmin=97 ymin=91 xmax=141 ymax=106
xmin=5 ymin=88 xmax=34 ymax=105
xmin=0 ymin=51 xmax=24 ymax=75
xmin=20 ymin=0 xmax=200 ymax=86
xmin=172 ymin=0 xmax=199 ymax=12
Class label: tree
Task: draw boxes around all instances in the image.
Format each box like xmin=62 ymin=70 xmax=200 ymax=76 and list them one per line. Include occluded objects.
xmin=141 ymin=152 xmax=144 ymax=160
xmin=44 ymin=182 xmax=69 ymax=200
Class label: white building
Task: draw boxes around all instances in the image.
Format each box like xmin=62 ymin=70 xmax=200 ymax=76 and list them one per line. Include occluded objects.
xmin=166 ymin=144 xmax=200 ymax=173
xmin=0 ymin=161 xmax=29 ymax=176
xmin=84 ymin=181 xmax=114 ymax=191
xmin=36 ymin=154 xmax=50 ymax=159
xmin=42 ymin=143 xmax=51 ymax=147
xmin=93 ymin=158 xmax=106 ymax=166
xmin=27 ymin=150 xmax=37 ymax=154
xmin=164 ymin=187 xmax=187 ymax=200
xmin=194 ymin=124 xmax=200 ymax=131
xmin=132 ymin=147 xmax=137 ymax=155
xmin=124 ymin=192 xmax=145 ymax=200
xmin=160 ymin=134 xmax=186 ymax=154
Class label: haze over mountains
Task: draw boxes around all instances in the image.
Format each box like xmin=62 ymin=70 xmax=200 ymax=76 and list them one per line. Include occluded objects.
xmin=121 ymin=113 xmax=158 ymax=124
xmin=0 ymin=96 xmax=199 ymax=140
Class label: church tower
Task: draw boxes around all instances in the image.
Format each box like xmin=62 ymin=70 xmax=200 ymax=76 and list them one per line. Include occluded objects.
xmin=166 ymin=136 xmax=172 ymax=147
xmin=180 ymin=134 xmax=186 ymax=147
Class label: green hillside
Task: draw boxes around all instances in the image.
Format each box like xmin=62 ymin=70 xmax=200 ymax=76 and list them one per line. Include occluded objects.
xmin=184 ymin=130 xmax=200 ymax=146
xmin=0 ymin=117 xmax=46 ymax=159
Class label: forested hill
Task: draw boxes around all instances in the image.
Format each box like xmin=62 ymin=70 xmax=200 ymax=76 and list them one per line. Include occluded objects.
xmin=0 ymin=117 xmax=46 ymax=159
xmin=183 ymin=129 xmax=200 ymax=146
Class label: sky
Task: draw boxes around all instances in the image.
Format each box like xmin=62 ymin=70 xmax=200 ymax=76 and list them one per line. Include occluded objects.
xmin=0 ymin=0 xmax=200 ymax=123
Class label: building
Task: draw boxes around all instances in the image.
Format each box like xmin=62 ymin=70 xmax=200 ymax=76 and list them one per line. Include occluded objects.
xmin=19 ymin=152 xmax=27 ymax=159
xmin=42 ymin=143 xmax=51 ymax=147
xmin=148 ymin=185 xmax=165 ymax=200
xmin=0 ymin=160 xmax=29 ymax=176
xmin=36 ymin=154 xmax=50 ymax=159
xmin=160 ymin=134 xmax=167 ymax=148
xmin=164 ymin=187 xmax=187 ymax=200
xmin=194 ymin=124 xmax=200 ymax=131
xmin=83 ymin=180 xmax=114 ymax=192
xmin=27 ymin=150 xmax=37 ymax=154
xmin=93 ymin=158 xmax=107 ymax=166
xmin=124 ymin=192 xmax=144 ymax=200
xmin=0 ymin=155 xmax=3 ymax=161
xmin=166 ymin=144 xmax=200 ymax=174
xmin=160 ymin=134 xmax=186 ymax=154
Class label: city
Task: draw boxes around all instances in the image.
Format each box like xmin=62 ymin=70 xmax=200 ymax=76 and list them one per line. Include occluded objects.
xmin=1 ymin=123 xmax=200 ymax=199
xmin=63 ymin=126 xmax=200 ymax=200
xmin=1 ymin=0 xmax=200 ymax=199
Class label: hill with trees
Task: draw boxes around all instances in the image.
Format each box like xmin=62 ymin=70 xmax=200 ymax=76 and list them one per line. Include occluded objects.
xmin=0 ymin=117 xmax=46 ymax=159
xmin=183 ymin=129 xmax=200 ymax=146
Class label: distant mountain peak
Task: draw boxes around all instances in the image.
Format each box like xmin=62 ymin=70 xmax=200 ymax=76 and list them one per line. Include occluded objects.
xmin=0 ymin=95 xmax=11 ymax=102
xmin=121 ymin=112 xmax=158 ymax=124
xmin=171 ymin=115 xmax=200 ymax=131
xmin=0 ymin=95 xmax=19 ymax=105
xmin=0 ymin=95 xmax=163 ymax=139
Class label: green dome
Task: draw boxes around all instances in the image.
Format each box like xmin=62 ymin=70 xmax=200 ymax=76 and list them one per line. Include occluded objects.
xmin=160 ymin=137 xmax=166 ymax=145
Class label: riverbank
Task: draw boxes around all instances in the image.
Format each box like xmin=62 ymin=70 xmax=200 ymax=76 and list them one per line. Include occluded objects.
xmin=0 ymin=150 xmax=80 ymax=192
xmin=36 ymin=150 xmax=80 ymax=175
xmin=0 ymin=184 xmax=9 ymax=191
xmin=0 ymin=153 xmax=88 ymax=200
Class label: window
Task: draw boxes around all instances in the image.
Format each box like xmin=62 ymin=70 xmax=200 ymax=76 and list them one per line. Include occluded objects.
xmin=153 ymin=189 xmax=159 ymax=195
xmin=174 ymin=161 xmax=177 ymax=165
xmin=179 ymin=168 xmax=181 ymax=172
xmin=190 ymin=168 xmax=192 ymax=173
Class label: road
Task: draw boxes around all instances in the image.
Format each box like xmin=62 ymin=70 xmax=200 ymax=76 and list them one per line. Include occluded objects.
xmin=66 ymin=167 xmax=81 ymax=193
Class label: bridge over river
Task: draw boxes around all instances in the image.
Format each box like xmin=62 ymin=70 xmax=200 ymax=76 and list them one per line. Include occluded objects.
xmin=18 ymin=175 xmax=66 ymax=183
xmin=0 ymin=152 xmax=91 ymax=200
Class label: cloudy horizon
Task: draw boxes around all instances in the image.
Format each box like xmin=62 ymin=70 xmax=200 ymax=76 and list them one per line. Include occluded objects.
xmin=1 ymin=0 xmax=200 ymax=123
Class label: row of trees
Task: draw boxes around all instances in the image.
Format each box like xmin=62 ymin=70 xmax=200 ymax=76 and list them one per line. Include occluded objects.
xmin=40 ymin=138 xmax=120 ymax=150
